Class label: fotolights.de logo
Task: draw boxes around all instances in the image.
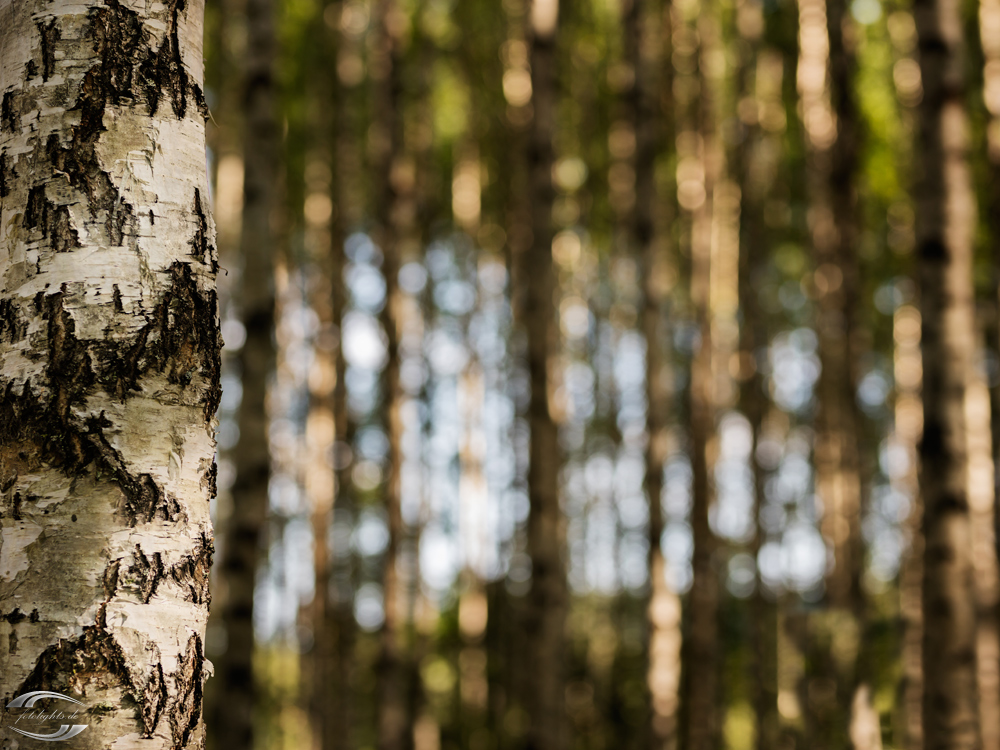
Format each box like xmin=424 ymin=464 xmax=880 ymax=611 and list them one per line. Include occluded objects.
xmin=5 ymin=691 xmax=89 ymax=742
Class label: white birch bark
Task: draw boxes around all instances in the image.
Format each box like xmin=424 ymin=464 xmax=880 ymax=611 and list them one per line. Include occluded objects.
xmin=0 ymin=1 xmax=219 ymax=747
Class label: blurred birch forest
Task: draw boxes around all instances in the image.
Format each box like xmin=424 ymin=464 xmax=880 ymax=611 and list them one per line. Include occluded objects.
xmin=200 ymin=0 xmax=1000 ymax=747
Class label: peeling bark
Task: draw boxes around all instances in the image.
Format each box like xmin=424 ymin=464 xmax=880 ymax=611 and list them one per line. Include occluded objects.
xmin=0 ymin=0 xmax=218 ymax=747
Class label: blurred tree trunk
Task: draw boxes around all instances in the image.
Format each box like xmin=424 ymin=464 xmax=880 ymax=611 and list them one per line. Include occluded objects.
xmin=913 ymin=0 xmax=982 ymax=740
xmin=679 ymin=4 xmax=721 ymax=748
xmin=795 ymin=0 xmax=871 ymax=740
xmin=302 ymin=7 xmax=344 ymax=749
xmin=215 ymin=0 xmax=278 ymax=746
xmin=978 ymin=3 xmax=1000 ymax=745
xmin=519 ymin=2 xmax=568 ymax=749
xmin=373 ymin=1 xmax=413 ymax=747
xmin=816 ymin=0 xmax=862 ymax=618
xmin=965 ymin=344 xmax=1000 ymax=747
xmin=325 ymin=4 xmax=367 ymax=747
xmin=627 ymin=0 xmax=683 ymax=745
xmin=894 ymin=303 xmax=924 ymax=750
xmin=202 ymin=0 xmax=241 ymax=745
xmin=734 ymin=9 xmax=780 ymax=745
xmin=327 ymin=213 xmax=357 ymax=750
xmin=984 ymin=0 xmax=1000 ymax=555
xmin=0 ymin=1 xmax=219 ymax=747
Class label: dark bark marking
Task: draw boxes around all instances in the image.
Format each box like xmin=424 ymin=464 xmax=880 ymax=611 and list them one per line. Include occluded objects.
xmin=188 ymin=189 xmax=215 ymax=269
xmin=169 ymin=534 xmax=213 ymax=605
xmin=9 ymin=629 xmax=18 ymax=654
xmin=142 ymin=0 xmax=191 ymax=118
xmin=16 ymin=620 xmax=169 ymax=737
xmin=0 ymin=298 xmax=27 ymax=344
xmin=89 ymin=0 xmax=147 ymax=106
xmin=25 ymin=185 xmax=47 ymax=228
xmin=0 ymin=268 xmax=218 ymax=528
xmin=2 ymin=609 xmax=27 ymax=624
xmin=44 ymin=289 xmax=96 ymax=421
xmin=25 ymin=185 xmax=82 ymax=253
xmin=2 ymin=12 xmax=216 ymax=405
xmin=1 ymin=91 xmax=19 ymax=135
xmin=201 ymin=462 xmax=217 ymax=498
xmin=37 ymin=19 xmax=60 ymax=81
xmin=113 ymin=284 xmax=124 ymax=313
xmin=169 ymin=632 xmax=204 ymax=750
xmin=80 ymin=0 xmax=200 ymax=120
xmin=0 ymin=150 xmax=12 ymax=198
xmin=142 ymin=663 xmax=168 ymax=737
xmin=104 ymin=559 xmax=121 ymax=599
xmin=191 ymin=82 xmax=209 ymax=119
xmin=45 ymin=125 xmax=138 ymax=248
xmin=128 ymin=545 xmax=165 ymax=604
xmin=0 ymin=389 xmax=179 ymax=529
xmin=50 ymin=206 xmax=81 ymax=252
xmin=25 ymin=60 xmax=39 ymax=80
xmin=18 ymin=622 xmax=133 ymax=703
xmin=38 ymin=0 xmax=193 ymax=251
xmin=86 ymin=421 xmax=181 ymax=525
xmin=94 ymin=262 xmax=222 ymax=419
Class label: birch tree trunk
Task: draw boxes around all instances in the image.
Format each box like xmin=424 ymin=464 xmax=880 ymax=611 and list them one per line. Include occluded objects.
xmin=913 ymin=0 xmax=981 ymax=740
xmin=213 ymin=0 xmax=277 ymax=746
xmin=0 ymin=1 xmax=219 ymax=748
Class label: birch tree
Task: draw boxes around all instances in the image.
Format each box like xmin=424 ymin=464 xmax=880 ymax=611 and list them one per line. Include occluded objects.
xmin=0 ymin=1 xmax=219 ymax=747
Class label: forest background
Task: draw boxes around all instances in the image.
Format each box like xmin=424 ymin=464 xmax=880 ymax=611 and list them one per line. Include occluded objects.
xmin=197 ymin=0 xmax=1000 ymax=747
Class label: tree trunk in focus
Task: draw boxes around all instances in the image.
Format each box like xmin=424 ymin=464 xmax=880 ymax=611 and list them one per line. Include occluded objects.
xmin=0 ymin=1 xmax=220 ymax=747
xmin=914 ymin=0 xmax=982 ymax=740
